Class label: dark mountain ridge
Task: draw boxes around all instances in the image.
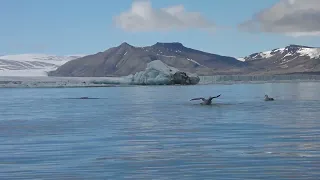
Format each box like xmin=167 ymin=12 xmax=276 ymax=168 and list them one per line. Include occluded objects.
xmin=48 ymin=43 xmax=320 ymax=77
xmin=49 ymin=42 xmax=248 ymax=77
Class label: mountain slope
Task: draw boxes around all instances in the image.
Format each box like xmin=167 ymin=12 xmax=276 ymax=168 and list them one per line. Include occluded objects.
xmin=240 ymin=45 xmax=320 ymax=75
xmin=48 ymin=42 xmax=248 ymax=77
xmin=0 ymin=54 xmax=84 ymax=76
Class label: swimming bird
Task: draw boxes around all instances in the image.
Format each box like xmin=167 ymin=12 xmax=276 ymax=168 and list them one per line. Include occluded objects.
xmin=65 ymin=97 xmax=101 ymax=99
xmin=264 ymin=95 xmax=274 ymax=101
xmin=190 ymin=94 xmax=221 ymax=105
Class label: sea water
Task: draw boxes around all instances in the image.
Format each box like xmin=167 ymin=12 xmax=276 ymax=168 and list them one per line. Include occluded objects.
xmin=0 ymin=82 xmax=319 ymax=179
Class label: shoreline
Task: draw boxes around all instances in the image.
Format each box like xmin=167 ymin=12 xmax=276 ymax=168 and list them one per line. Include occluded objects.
xmin=1 ymin=75 xmax=320 ymax=88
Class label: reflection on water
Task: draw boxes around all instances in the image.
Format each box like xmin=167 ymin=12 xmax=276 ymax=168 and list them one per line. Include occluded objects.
xmin=0 ymin=82 xmax=320 ymax=179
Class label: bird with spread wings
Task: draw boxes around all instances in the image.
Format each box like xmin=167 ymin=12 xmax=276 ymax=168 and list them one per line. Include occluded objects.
xmin=190 ymin=94 xmax=221 ymax=105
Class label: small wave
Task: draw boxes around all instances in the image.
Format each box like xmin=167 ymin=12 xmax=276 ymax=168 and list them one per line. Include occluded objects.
xmin=63 ymin=97 xmax=108 ymax=100
xmin=186 ymin=102 xmax=240 ymax=107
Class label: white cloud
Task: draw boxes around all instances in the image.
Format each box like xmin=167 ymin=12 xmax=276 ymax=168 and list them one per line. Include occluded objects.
xmin=239 ymin=0 xmax=320 ymax=37
xmin=113 ymin=0 xmax=215 ymax=32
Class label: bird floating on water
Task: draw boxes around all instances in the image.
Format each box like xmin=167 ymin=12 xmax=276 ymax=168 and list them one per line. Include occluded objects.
xmin=190 ymin=94 xmax=221 ymax=105
xmin=264 ymin=95 xmax=274 ymax=101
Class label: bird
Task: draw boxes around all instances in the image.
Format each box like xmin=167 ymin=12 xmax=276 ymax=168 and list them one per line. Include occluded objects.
xmin=264 ymin=95 xmax=274 ymax=101
xmin=190 ymin=94 xmax=221 ymax=105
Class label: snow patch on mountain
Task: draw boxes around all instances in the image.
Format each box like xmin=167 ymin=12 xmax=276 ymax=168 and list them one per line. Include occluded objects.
xmin=236 ymin=57 xmax=246 ymax=62
xmin=297 ymin=48 xmax=320 ymax=59
xmin=186 ymin=58 xmax=201 ymax=65
xmin=258 ymin=51 xmax=273 ymax=58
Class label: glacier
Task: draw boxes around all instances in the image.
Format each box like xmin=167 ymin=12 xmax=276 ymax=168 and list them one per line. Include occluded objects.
xmin=0 ymin=54 xmax=85 ymax=76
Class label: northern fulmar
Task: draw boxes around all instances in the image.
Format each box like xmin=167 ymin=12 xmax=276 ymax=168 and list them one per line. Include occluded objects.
xmin=264 ymin=95 xmax=274 ymax=101
xmin=190 ymin=94 xmax=221 ymax=105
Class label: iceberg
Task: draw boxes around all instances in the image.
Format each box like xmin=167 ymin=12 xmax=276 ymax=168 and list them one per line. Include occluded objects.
xmin=129 ymin=60 xmax=200 ymax=85
xmin=91 ymin=60 xmax=200 ymax=85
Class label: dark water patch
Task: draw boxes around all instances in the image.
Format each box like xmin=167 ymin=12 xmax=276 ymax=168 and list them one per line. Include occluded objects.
xmin=63 ymin=97 xmax=108 ymax=100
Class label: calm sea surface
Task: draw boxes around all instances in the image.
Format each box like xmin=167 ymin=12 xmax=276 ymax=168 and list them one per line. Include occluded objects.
xmin=0 ymin=82 xmax=320 ymax=179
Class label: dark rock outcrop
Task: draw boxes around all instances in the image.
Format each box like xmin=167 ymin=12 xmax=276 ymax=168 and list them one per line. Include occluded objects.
xmin=172 ymin=72 xmax=200 ymax=85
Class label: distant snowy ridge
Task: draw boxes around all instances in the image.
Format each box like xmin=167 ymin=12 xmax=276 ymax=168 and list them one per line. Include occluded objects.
xmin=0 ymin=54 xmax=85 ymax=76
xmin=237 ymin=44 xmax=320 ymax=74
xmin=0 ymin=54 xmax=86 ymax=64
xmin=244 ymin=45 xmax=320 ymax=61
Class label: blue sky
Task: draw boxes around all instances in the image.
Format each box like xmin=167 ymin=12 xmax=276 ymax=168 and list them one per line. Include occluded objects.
xmin=1 ymin=0 xmax=320 ymax=57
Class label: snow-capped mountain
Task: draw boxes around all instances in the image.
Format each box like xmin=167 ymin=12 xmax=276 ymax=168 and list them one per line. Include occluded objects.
xmin=238 ymin=45 xmax=320 ymax=75
xmin=2 ymin=44 xmax=319 ymax=77
xmin=0 ymin=54 xmax=85 ymax=76
xmin=241 ymin=45 xmax=320 ymax=62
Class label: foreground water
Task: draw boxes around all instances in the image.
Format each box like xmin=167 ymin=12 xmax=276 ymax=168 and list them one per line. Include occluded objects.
xmin=0 ymin=82 xmax=320 ymax=179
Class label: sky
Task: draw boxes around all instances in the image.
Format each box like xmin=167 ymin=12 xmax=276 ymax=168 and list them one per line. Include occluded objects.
xmin=1 ymin=0 xmax=320 ymax=57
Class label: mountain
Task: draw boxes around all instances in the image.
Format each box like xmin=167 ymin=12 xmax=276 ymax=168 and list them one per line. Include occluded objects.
xmin=0 ymin=54 xmax=85 ymax=76
xmin=4 ymin=43 xmax=319 ymax=77
xmin=48 ymin=42 xmax=248 ymax=77
xmin=239 ymin=45 xmax=320 ymax=75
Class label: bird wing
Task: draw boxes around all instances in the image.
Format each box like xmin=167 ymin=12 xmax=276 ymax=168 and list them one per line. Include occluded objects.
xmin=210 ymin=94 xmax=221 ymax=100
xmin=214 ymin=94 xmax=221 ymax=98
xmin=190 ymin=97 xmax=205 ymax=101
